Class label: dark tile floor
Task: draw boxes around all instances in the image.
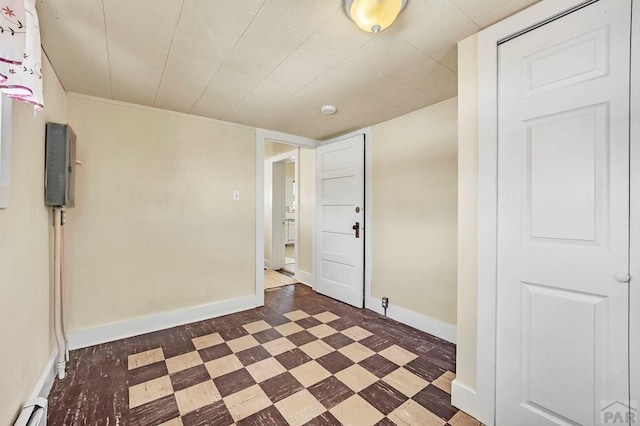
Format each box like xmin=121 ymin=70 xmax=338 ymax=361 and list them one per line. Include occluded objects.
xmin=47 ymin=284 xmax=480 ymax=426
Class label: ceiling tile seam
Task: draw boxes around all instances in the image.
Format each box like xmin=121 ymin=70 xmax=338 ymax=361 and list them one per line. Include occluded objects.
xmin=152 ymin=0 xmax=186 ymax=107
xmin=389 ymin=0 xmax=478 ymax=73
xmin=447 ymin=0 xmax=484 ymax=28
xmin=244 ymin=7 xmax=363 ymax=125
xmin=101 ymin=0 xmax=113 ymax=99
xmin=391 ymin=29 xmax=464 ymax=75
xmin=186 ymin=0 xmax=268 ymax=115
xmin=229 ymin=0 xmax=267 ymax=16
xmin=219 ymin=3 xmax=345 ymax=122
xmin=256 ymin=0 xmax=343 ymax=40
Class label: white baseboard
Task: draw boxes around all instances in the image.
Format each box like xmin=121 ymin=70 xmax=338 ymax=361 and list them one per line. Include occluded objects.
xmin=264 ymin=259 xmax=271 ymax=269
xmin=295 ymin=270 xmax=314 ymax=287
xmin=68 ymin=295 xmax=259 ymax=350
xmin=451 ymin=380 xmax=491 ymax=425
xmin=28 ymin=350 xmax=58 ymax=400
xmin=365 ymin=297 xmax=457 ymax=343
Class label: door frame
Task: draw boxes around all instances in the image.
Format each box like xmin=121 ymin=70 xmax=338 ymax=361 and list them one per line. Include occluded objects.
xmin=473 ymin=0 xmax=639 ymax=424
xmin=255 ymin=129 xmax=318 ymax=306
xmin=266 ymin=149 xmax=298 ymax=273
xmin=630 ymin=0 xmax=640 ymax=414
xmin=315 ymin=128 xmax=373 ymax=309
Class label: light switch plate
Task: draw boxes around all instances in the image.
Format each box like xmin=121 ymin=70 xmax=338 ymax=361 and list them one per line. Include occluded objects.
xmin=233 ymin=190 xmax=240 ymax=201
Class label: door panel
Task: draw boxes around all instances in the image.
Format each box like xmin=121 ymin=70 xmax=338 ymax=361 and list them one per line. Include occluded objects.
xmin=315 ymin=135 xmax=365 ymax=308
xmin=496 ymin=1 xmax=631 ymax=424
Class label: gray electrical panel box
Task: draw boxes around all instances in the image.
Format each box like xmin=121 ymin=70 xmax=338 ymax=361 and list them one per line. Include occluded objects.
xmin=45 ymin=122 xmax=76 ymax=207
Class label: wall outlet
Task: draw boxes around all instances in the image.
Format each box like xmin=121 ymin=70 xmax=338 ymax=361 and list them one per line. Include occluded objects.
xmin=233 ymin=190 xmax=240 ymax=201
xmin=381 ymin=297 xmax=389 ymax=309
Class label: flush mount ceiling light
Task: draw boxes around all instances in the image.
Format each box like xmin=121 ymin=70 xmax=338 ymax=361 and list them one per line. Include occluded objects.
xmin=320 ymin=105 xmax=337 ymax=115
xmin=344 ymin=0 xmax=407 ymax=33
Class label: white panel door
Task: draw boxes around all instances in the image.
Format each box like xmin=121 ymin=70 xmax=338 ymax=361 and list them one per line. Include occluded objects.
xmin=496 ymin=1 xmax=631 ymax=425
xmin=315 ymin=135 xmax=365 ymax=307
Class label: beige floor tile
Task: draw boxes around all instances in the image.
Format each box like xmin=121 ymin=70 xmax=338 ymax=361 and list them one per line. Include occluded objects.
xmin=227 ymin=335 xmax=260 ymax=353
xmin=341 ymin=326 xmax=373 ymax=341
xmin=313 ymin=311 xmax=340 ymax=323
xmin=335 ymin=364 xmax=379 ymax=392
xmin=307 ymin=324 xmax=337 ymax=339
xmin=192 ymin=333 xmax=224 ymax=350
xmin=388 ymin=400 xmax=446 ymax=426
xmin=128 ymin=348 xmax=164 ymax=370
xmin=129 ymin=375 xmax=173 ymax=408
xmin=242 ymin=320 xmax=271 ymax=334
xmin=204 ymin=354 xmax=243 ymax=378
xmin=448 ymin=410 xmax=482 ymax=426
xmin=379 ymin=344 xmax=418 ymax=365
xmin=275 ymin=389 xmax=326 ymax=426
xmin=165 ymin=351 xmax=203 ymax=374
xmin=299 ymin=340 xmax=334 ymax=359
xmin=382 ymin=367 xmax=429 ymax=397
xmin=339 ymin=342 xmax=375 ymax=363
xmin=246 ymin=357 xmax=286 ymax=383
xmin=283 ymin=310 xmax=310 ymax=321
xmin=158 ymin=418 xmax=183 ymax=426
xmin=223 ymin=384 xmax=272 ymax=422
xmin=263 ymin=337 xmax=296 ymax=356
xmin=174 ymin=380 xmax=221 ymax=415
xmin=432 ymin=370 xmax=456 ymax=394
xmin=330 ymin=394 xmax=384 ymax=426
xmin=289 ymin=360 xmax=331 ymax=387
xmin=274 ymin=321 xmax=304 ymax=336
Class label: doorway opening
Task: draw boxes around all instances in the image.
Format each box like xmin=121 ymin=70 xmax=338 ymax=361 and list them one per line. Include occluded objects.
xmin=264 ymin=141 xmax=299 ymax=290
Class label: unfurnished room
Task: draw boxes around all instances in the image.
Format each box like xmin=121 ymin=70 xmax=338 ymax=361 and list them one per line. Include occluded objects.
xmin=1 ymin=0 xmax=639 ymax=425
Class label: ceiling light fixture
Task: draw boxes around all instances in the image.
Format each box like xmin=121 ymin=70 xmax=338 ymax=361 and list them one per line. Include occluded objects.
xmin=321 ymin=105 xmax=337 ymax=115
xmin=344 ymin=0 xmax=407 ymax=33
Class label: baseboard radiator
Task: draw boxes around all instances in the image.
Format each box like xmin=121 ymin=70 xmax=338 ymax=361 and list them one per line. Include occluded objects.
xmin=14 ymin=398 xmax=47 ymax=426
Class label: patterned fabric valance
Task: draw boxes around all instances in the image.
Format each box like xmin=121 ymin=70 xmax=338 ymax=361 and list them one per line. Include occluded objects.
xmin=0 ymin=0 xmax=43 ymax=110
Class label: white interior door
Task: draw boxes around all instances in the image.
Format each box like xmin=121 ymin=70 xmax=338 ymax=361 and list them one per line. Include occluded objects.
xmin=315 ymin=135 xmax=364 ymax=307
xmin=496 ymin=1 xmax=631 ymax=425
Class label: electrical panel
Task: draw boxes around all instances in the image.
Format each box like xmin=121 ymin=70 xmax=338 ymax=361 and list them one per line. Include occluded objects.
xmin=45 ymin=122 xmax=76 ymax=207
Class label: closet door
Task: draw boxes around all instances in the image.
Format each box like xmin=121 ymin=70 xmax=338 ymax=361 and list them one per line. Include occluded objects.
xmin=496 ymin=0 xmax=631 ymax=424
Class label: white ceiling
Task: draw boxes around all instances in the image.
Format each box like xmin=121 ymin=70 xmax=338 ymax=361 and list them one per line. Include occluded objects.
xmin=37 ymin=0 xmax=539 ymax=140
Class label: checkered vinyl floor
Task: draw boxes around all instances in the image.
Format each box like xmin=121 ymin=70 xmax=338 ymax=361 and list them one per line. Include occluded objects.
xmin=48 ymin=285 xmax=481 ymax=426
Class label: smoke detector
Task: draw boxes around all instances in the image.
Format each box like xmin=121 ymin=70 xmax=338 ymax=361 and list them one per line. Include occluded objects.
xmin=320 ymin=105 xmax=337 ymax=115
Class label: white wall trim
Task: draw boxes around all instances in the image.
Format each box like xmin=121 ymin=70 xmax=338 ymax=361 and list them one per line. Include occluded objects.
xmin=474 ymin=1 xmax=595 ymax=424
xmin=451 ymin=380 xmax=481 ymax=415
xmin=256 ymin=129 xmax=320 ymax=307
xmin=67 ymin=295 xmax=259 ymax=350
xmin=318 ymin=127 xmax=372 ymax=308
xmin=630 ymin=0 xmax=640 ymax=411
xmin=366 ymin=296 xmax=457 ymax=343
xmin=295 ymin=269 xmax=315 ymax=287
xmin=27 ymin=350 xmax=58 ymax=400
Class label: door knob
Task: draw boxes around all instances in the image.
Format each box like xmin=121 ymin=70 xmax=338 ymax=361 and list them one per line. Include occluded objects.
xmin=615 ymin=273 xmax=630 ymax=283
xmin=352 ymin=222 xmax=360 ymax=239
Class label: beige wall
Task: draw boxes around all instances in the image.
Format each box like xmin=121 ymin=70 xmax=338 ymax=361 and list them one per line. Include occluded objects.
xmin=371 ymin=97 xmax=458 ymax=326
xmin=64 ymin=95 xmax=256 ymax=331
xmin=0 ymin=55 xmax=67 ymax=425
xmin=456 ymin=35 xmax=479 ymax=390
xmin=298 ymin=148 xmax=315 ymax=274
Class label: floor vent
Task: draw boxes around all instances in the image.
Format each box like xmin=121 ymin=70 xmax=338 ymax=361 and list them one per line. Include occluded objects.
xmin=14 ymin=398 xmax=47 ymax=426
